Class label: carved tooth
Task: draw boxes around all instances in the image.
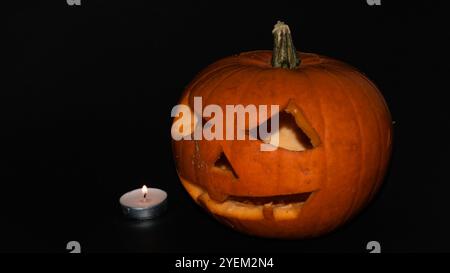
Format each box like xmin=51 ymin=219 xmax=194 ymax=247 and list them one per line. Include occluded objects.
xmin=263 ymin=203 xmax=275 ymax=221
xmin=208 ymin=190 xmax=229 ymax=203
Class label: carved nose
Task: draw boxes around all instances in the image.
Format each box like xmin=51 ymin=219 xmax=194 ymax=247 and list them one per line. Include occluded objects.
xmin=213 ymin=152 xmax=239 ymax=179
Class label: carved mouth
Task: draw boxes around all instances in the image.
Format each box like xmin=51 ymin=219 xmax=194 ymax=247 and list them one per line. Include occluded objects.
xmin=229 ymin=192 xmax=312 ymax=205
xmin=180 ymin=177 xmax=314 ymax=221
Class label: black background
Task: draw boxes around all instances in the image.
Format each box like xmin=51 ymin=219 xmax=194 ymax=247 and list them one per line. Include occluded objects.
xmin=2 ymin=0 xmax=448 ymax=253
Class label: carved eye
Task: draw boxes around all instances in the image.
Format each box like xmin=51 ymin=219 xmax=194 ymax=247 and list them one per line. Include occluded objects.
xmin=171 ymin=105 xmax=198 ymax=139
xmin=252 ymin=100 xmax=321 ymax=151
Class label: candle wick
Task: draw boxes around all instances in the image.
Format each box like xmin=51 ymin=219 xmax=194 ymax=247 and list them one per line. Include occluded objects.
xmin=143 ymin=193 xmax=147 ymax=200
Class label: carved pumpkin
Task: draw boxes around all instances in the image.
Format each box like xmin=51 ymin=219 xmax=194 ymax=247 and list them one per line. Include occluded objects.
xmin=172 ymin=22 xmax=392 ymax=238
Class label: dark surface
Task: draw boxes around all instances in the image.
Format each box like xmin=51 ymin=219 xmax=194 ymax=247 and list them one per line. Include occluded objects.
xmin=2 ymin=1 xmax=447 ymax=252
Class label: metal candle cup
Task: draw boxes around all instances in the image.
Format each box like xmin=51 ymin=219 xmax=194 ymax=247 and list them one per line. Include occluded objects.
xmin=120 ymin=186 xmax=168 ymax=220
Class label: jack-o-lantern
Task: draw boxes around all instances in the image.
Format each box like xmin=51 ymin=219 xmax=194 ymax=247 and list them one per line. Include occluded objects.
xmin=172 ymin=21 xmax=392 ymax=238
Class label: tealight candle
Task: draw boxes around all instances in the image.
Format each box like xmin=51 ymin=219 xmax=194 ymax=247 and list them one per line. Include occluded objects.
xmin=120 ymin=185 xmax=168 ymax=220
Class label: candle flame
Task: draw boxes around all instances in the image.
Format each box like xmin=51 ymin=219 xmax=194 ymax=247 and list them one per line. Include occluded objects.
xmin=142 ymin=185 xmax=148 ymax=196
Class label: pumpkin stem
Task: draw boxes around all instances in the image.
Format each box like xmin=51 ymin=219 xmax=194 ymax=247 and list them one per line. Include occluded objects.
xmin=271 ymin=21 xmax=300 ymax=69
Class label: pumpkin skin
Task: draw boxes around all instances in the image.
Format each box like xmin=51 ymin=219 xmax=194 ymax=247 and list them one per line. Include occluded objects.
xmin=172 ymin=50 xmax=392 ymax=239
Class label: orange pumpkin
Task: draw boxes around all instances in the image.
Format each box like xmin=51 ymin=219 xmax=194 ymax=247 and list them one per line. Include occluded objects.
xmin=172 ymin=21 xmax=392 ymax=238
